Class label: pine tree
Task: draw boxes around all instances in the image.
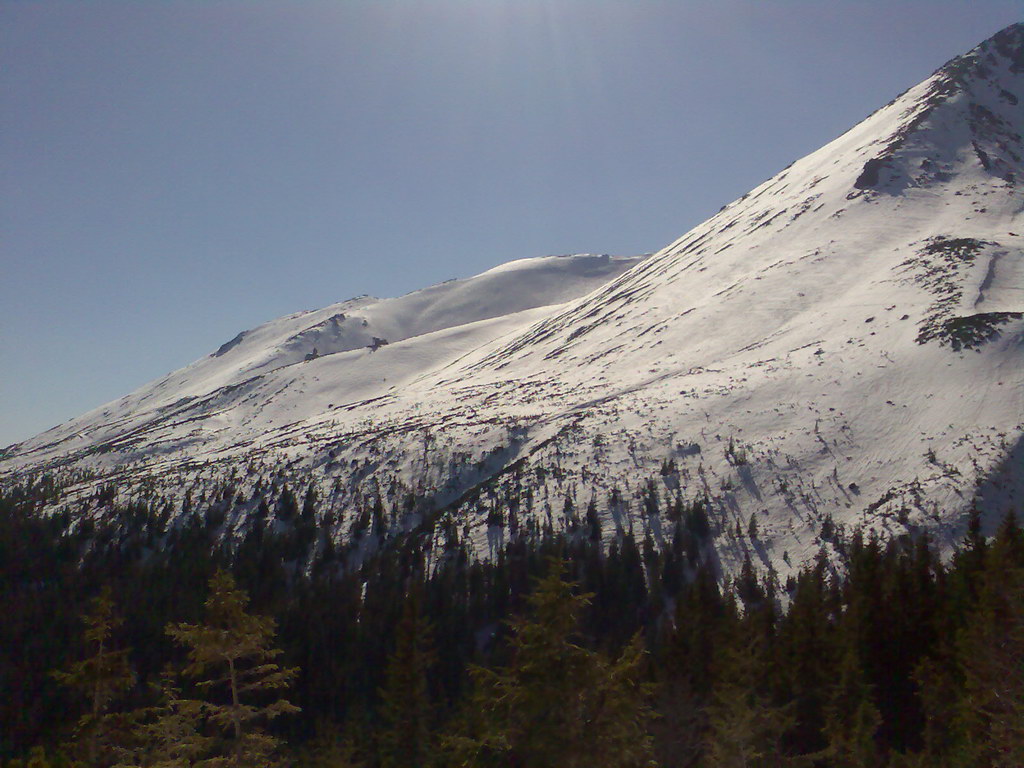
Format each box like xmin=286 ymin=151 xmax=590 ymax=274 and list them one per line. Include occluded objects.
xmin=585 ymin=497 xmax=602 ymax=542
xmin=774 ymin=560 xmax=836 ymax=758
xmin=295 ymin=720 xmax=365 ymax=768
xmin=954 ymin=513 xmax=1024 ymax=768
xmin=735 ymin=554 xmax=763 ymax=608
xmin=824 ymin=643 xmax=881 ymax=768
xmin=276 ymin=486 xmax=298 ymax=522
xmin=300 ymin=484 xmax=318 ymax=525
xmin=166 ymin=570 xmax=299 ymax=767
xmin=704 ymin=628 xmax=796 ymax=768
xmin=117 ymin=669 xmax=213 ymax=768
xmin=377 ymin=591 xmax=435 ymax=768
xmin=442 ymin=561 xmax=656 ymax=768
xmin=53 ymin=586 xmax=135 ymax=766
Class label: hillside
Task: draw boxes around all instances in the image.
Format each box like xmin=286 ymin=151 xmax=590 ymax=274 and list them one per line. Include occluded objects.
xmin=3 ymin=23 xmax=1022 ymax=579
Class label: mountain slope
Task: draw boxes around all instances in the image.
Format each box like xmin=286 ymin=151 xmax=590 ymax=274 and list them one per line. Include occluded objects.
xmin=3 ymin=24 xmax=1023 ymax=578
xmin=4 ymin=253 xmax=644 ymax=466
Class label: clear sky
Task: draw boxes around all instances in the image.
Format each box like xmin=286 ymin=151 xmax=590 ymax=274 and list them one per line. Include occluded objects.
xmin=2 ymin=0 xmax=1022 ymax=447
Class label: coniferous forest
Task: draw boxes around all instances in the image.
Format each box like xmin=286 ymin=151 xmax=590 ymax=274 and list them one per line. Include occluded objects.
xmin=1 ymin=475 xmax=1022 ymax=768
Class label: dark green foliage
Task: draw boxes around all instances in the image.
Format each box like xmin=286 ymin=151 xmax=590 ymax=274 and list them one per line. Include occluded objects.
xmin=118 ymin=670 xmax=214 ymax=768
xmin=1 ymin=476 xmax=1022 ymax=767
xmin=376 ymin=591 xmax=435 ymax=768
xmin=774 ymin=557 xmax=835 ymax=758
xmin=294 ymin=721 xmax=365 ymax=768
xmin=51 ymin=586 xmax=135 ymax=765
xmin=824 ymin=642 xmax=882 ymax=767
xmin=915 ymin=511 xmax=1024 ymax=767
xmin=442 ymin=561 xmax=656 ymax=768
xmin=277 ymin=486 xmax=299 ymax=522
xmin=0 ymin=487 xmax=84 ymax=759
xmin=166 ymin=569 xmax=300 ymax=766
xmin=704 ymin=632 xmax=796 ymax=768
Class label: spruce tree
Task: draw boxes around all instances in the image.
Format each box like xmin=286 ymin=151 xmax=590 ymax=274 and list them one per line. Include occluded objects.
xmin=774 ymin=561 xmax=836 ymax=758
xmin=377 ymin=591 xmax=435 ymax=768
xmin=824 ymin=643 xmax=881 ymax=768
xmin=295 ymin=721 xmax=365 ymax=768
xmin=704 ymin=628 xmax=796 ymax=768
xmin=442 ymin=561 xmax=655 ymax=768
xmin=954 ymin=514 xmax=1024 ymax=768
xmin=53 ymin=585 xmax=135 ymax=766
xmin=117 ymin=669 xmax=212 ymax=768
xmin=166 ymin=570 xmax=299 ymax=767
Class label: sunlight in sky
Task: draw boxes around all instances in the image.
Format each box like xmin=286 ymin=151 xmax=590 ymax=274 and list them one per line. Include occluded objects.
xmin=1 ymin=0 xmax=1021 ymax=446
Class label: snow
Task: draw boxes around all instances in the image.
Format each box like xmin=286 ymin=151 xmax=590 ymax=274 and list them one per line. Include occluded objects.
xmin=3 ymin=253 xmax=645 ymax=465
xmin=3 ymin=24 xmax=1023 ymax=579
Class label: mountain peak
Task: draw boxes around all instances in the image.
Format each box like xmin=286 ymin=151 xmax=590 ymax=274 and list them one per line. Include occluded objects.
xmin=932 ymin=21 xmax=1024 ymax=92
xmin=990 ymin=21 xmax=1023 ymax=64
xmin=847 ymin=23 xmax=1023 ymax=194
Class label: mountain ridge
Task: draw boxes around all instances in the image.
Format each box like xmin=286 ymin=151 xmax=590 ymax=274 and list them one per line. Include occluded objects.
xmin=3 ymin=24 xmax=1022 ymax=579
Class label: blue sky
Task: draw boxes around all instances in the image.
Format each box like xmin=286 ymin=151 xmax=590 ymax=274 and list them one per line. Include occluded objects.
xmin=2 ymin=0 xmax=1021 ymax=447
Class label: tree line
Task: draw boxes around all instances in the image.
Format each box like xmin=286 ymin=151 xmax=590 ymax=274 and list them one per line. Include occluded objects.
xmin=1 ymin=476 xmax=1022 ymax=767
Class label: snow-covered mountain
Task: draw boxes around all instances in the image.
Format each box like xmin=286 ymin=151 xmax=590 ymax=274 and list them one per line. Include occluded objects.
xmin=3 ymin=252 xmax=646 ymax=468
xmin=4 ymin=24 xmax=1023 ymax=578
